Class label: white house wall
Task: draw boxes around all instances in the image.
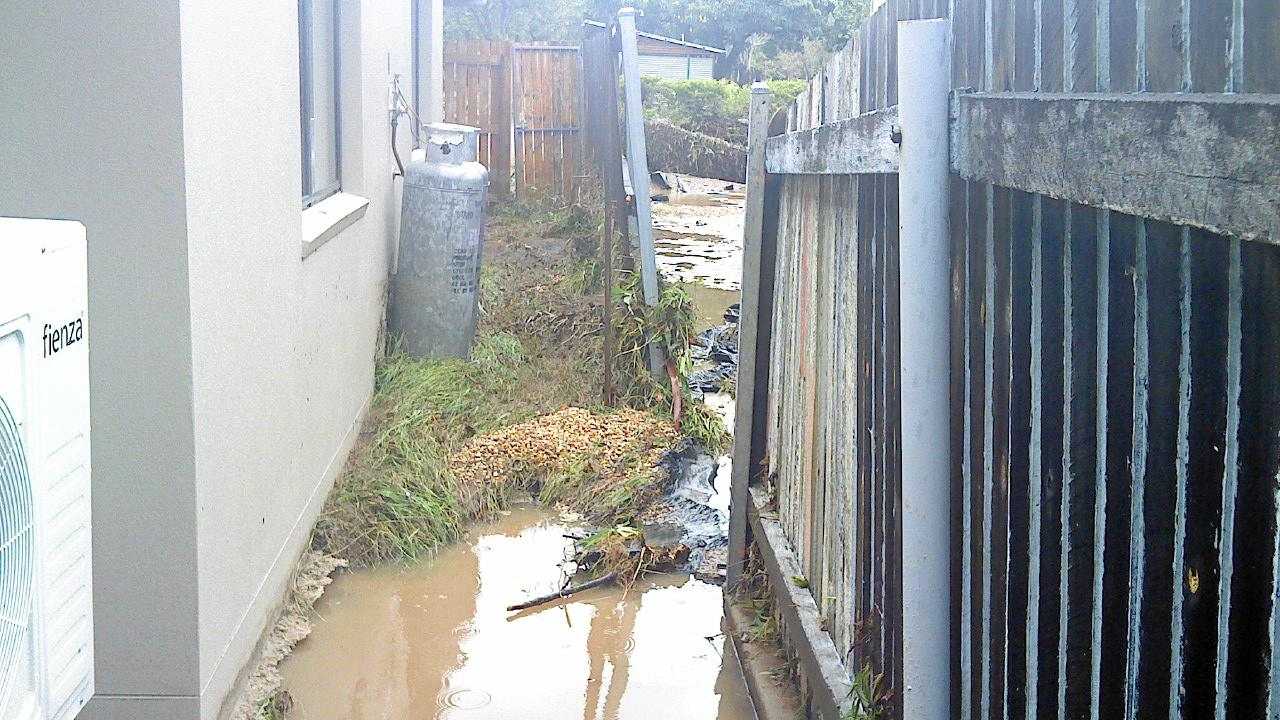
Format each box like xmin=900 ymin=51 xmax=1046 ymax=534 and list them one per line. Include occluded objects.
xmin=637 ymin=53 xmax=717 ymax=80
xmin=177 ymin=0 xmax=411 ymax=717
xmin=0 ymin=2 xmax=201 ymax=717
xmin=638 ymin=54 xmax=691 ymax=79
xmin=689 ymin=56 xmax=715 ymax=79
xmin=1 ymin=1 xmax=420 ymax=718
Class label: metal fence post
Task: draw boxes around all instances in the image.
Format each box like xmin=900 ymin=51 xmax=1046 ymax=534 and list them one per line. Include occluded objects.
xmin=727 ymin=82 xmax=773 ymax=589
xmin=897 ymin=17 xmax=952 ymax=720
xmin=616 ymin=7 xmax=664 ymax=375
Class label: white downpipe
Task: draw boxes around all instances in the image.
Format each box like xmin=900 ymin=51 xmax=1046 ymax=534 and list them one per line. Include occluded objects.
xmin=416 ymin=0 xmax=444 ymax=124
xmin=897 ymin=17 xmax=952 ymax=720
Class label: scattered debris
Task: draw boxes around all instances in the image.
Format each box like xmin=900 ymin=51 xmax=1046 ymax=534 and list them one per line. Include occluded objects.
xmin=272 ymin=195 xmax=738 ymax=717
xmin=506 ymin=571 xmax=621 ymax=612
xmin=689 ymin=303 xmax=740 ymax=397
xmin=449 ymin=406 xmax=677 ymax=524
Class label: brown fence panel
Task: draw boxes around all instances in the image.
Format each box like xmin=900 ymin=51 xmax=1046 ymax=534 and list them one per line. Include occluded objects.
xmin=947 ymin=0 xmax=1280 ymax=718
xmin=512 ymin=45 xmax=583 ymax=200
xmin=443 ymin=40 xmax=512 ymax=197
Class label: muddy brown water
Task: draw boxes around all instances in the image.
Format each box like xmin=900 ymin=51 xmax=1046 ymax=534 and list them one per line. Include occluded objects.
xmin=280 ymin=505 xmax=755 ymax=719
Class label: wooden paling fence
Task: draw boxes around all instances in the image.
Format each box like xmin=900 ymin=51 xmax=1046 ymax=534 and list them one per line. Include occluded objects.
xmin=442 ymin=41 xmax=584 ymax=200
xmin=512 ymin=45 xmax=584 ymax=200
xmin=728 ymin=0 xmax=1280 ymax=718
xmin=442 ymin=40 xmax=512 ymax=196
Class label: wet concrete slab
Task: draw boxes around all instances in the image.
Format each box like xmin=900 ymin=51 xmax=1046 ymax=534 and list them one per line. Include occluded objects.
xmin=280 ymin=505 xmax=755 ymax=720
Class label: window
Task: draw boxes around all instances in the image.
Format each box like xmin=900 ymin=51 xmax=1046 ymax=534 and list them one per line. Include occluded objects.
xmin=299 ymin=0 xmax=340 ymax=207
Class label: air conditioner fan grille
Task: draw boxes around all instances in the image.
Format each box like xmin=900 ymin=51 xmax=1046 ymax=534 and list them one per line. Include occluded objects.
xmin=0 ymin=396 xmax=35 ymax=714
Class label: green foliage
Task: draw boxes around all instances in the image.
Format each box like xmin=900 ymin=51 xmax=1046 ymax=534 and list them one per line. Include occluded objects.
xmin=749 ymin=38 xmax=830 ymax=80
xmin=311 ymin=334 xmax=528 ymax=566
xmin=445 ymin=0 xmax=589 ymax=43
xmin=640 ymin=77 xmax=804 ymax=144
xmin=255 ymin=697 xmax=285 ymax=720
xmin=490 ymin=197 xmax=599 ymax=238
xmin=681 ymin=402 xmax=729 ymax=454
xmin=620 ymin=0 xmax=843 ymax=76
xmin=610 ymin=270 xmax=694 ymax=408
xmin=843 ymin=662 xmax=888 ymax=720
xmin=747 ymin=599 xmax=779 ymax=643
xmin=607 ymin=272 xmax=729 ymax=453
xmin=582 ymin=523 xmax=643 ymax=549
xmin=445 ymin=0 xmax=872 ymax=78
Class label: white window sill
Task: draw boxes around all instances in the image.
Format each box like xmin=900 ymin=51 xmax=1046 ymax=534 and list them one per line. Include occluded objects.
xmin=301 ymin=192 xmax=369 ymax=259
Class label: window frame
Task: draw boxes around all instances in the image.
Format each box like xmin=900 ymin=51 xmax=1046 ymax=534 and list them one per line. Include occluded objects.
xmin=299 ymin=0 xmax=342 ymax=208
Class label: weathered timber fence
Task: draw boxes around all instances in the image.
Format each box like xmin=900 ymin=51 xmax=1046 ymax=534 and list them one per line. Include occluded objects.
xmin=729 ymin=0 xmax=1280 ymax=718
xmin=512 ymin=44 xmax=584 ymax=200
xmin=442 ymin=40 xmax=512 ymax=196
xmin=442 ymin=41 xmax=584 ymax=200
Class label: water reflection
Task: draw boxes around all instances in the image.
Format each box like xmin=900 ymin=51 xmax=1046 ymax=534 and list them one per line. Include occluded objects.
xmin=281 ymin=505 xmax=753 ymax=720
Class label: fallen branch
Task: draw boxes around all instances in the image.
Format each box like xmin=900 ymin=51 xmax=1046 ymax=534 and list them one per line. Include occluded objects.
xmin=666 ymin=358 xmax=683 ymax=432
xmin=506 ymin=572 xmax=620 ymax=612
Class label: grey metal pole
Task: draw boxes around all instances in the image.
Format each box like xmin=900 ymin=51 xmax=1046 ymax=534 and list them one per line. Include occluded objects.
xmin=896 ymin=18 xmax=952 ymax=720
xmin=616 ymin=7 xmax=664 ymax=375
xmin=727 ymin=82 xmax=772 ymax=589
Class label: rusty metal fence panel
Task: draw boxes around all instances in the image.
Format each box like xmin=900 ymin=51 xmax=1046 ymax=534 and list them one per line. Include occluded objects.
xmin=948 ymin=0 xmax=1280 ymax=718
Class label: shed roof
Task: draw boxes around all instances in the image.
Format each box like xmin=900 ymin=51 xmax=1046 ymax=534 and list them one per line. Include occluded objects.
xmin=582 ymin=20 xmax=725 ymax=55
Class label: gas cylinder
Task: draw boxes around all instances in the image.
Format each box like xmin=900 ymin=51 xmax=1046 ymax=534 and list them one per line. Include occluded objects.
xmin=389 ymin=123 xmax=490 ymax=358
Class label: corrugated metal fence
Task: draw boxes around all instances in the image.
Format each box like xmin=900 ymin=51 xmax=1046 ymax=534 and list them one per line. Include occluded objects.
xmin=746 ymin=0 xmax=1280 ymax=717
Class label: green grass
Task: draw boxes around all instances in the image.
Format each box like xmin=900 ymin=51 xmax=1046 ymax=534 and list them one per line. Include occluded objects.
xmin=842 ymin=662 xmax=888 ymax=720
xmin=747 ymin=599 xmax=779 ymax=644
xmin=310 ymin=334 xmax=527 ymax=566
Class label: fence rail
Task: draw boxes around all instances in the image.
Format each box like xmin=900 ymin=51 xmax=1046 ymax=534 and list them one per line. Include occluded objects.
xmin=442 ymin=40 xmax=512 ymax=196
xmin=730 ymin=0 xmax=1280 ymax=718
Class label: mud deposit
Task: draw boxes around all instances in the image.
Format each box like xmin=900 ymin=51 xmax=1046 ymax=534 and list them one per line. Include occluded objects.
xmin=280 ymin=505 xmax=754 ymax=720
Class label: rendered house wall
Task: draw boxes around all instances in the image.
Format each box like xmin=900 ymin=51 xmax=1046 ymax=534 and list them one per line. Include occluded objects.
xmin=1 ymin=1 xmax=429 ymax=717
xmin=179 ymin=0 xmax=413 ymax=716
xmin=0 ymin=3 xmax=201 ymax=717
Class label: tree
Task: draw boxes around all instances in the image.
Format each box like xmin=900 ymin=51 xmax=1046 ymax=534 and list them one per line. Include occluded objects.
xmin=445 ymin=0 xmax=590 ymax=42
xmin=607 ymin=0 xmax=830 ymax=77
xmin=445 ymin=0 xmax=872 ymax=79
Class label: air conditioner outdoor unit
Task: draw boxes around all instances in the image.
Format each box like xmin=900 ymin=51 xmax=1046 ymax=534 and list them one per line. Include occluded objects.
xmin=0 ymin=218 xmax=94 ymax=720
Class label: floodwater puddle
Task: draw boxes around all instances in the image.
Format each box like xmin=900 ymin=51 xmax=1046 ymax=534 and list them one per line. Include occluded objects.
xmin=652 ymin=176 xmax=745 ymax=294
xmin=280 ymin=505 xmax=755 ymax=720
